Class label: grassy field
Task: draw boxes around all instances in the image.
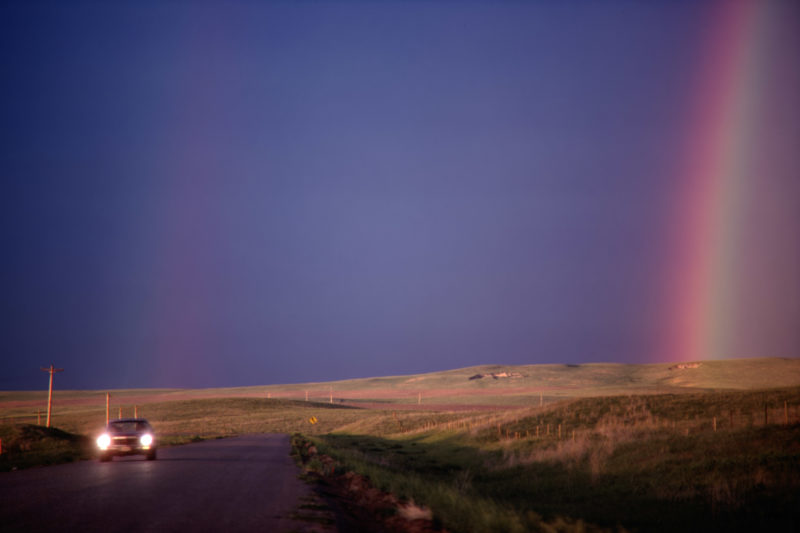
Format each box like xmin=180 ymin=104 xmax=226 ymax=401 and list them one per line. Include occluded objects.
xmin=1 ymin=358 xmax=799 ymax=530
xmin=3 ymin=357 xmax=799 ymax=424
xmin=306 ymin=387 xmax=800 ymax=532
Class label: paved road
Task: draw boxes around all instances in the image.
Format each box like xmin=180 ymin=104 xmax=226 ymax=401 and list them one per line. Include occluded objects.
xmin=0 ymin=434 xmax=320 ymax=532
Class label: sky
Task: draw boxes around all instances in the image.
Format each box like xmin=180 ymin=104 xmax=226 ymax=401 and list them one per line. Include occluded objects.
xmin=1 ymin=0 xmax=798 ymax=390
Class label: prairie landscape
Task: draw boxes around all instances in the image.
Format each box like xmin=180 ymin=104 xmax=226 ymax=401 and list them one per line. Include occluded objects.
xmin=3 ymin=0 xmax=799 ymax=531
xmin=2 ymin=357 xmax=799 ymax=532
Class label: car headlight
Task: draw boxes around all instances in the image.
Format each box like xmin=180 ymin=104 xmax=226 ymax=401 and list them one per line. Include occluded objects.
xmin=97 ymin=434 xmax=111 ymax=450
xmin=140 ymin=434 xmax=153 ymax=446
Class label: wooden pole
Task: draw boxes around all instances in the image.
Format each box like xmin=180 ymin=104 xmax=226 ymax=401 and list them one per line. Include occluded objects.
xmin=418 ymin=392 xmax=421 ymax=405
xmin=40 ymin=365 xmax=64 ymax=428
xmin=330 ymin=387 xmax=333 ymax=404
xmin=713 ymin=417 xmax=717 ymax=432
xmin=106 ymin=393 xmax=110 ymax=425
xmin=540 ymin=391 xmax=543 ymax=407
xmin=118 ymin=406 xmax=122 ymax=419
xmin=47 ymin=369 xmax=54 ymax=426
xmin=305 ymin=390 xmax=308 ymax=402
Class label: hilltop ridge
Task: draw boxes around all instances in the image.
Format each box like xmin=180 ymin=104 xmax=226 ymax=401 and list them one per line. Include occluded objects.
xmin=255 ymin=357 xmax=800 ymax=406
xmin=2 ymin=358 xmax=797 ymax=412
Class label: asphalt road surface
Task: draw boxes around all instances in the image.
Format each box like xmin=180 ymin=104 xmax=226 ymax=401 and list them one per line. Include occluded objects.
xmin=0 ymin=434 xmax=321 ymax=532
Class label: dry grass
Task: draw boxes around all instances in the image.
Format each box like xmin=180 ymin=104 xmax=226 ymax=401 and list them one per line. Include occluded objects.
xmin=2 ymin=359 xmax=799 ymax=530
xmin=309 ymin=389 xmax=800 ymax=532
xmin=3 ymin=357 xmax=798 ymax=423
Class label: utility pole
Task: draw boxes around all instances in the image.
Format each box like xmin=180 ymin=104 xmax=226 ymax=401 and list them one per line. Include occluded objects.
xmin=106 ymin=393 xmax=111 ymax=425
xmin=40 ymin=365 xmax=64 ymax=428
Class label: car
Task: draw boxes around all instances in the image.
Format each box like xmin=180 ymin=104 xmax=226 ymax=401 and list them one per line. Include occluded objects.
xmin=96 ymin=418 xmax=157 ymax=461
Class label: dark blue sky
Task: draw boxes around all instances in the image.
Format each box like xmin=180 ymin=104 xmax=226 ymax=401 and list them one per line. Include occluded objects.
xmin=2 ymin=1 xmax=798 ymax=389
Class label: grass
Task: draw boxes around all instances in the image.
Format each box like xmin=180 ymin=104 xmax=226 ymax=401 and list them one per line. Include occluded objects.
xmin=305 ymin=387 xmax=800 ymax=532
xmin=4 ymin=357 xmax=797 ymax=424
xmin=0 ymin=424 xmax=91 ymax=472
xmin=2 ymin=359 xmax=799 ymax=530
xmin=0 ymin=398 xmax=384 ymax=468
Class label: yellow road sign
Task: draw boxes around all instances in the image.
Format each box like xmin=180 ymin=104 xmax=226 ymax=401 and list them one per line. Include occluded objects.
xmin=309 ymin=416 xmax=318 ymax=424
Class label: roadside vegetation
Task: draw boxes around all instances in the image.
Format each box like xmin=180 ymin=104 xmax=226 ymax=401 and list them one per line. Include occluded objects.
xmin=0 ymin=424 xmax=91 ymax=472
xmin=1 ymin=359 xmax=799 ymax=531
xmin=305 ymin=388 xmax=800 ymax=532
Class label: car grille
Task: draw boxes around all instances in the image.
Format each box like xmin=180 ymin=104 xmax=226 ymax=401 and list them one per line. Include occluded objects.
xmin=112 ymin=436 xmax=138 ymax=446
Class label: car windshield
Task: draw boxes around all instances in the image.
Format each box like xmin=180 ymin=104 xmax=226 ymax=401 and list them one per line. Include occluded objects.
xmin=108 ymin=421 xmax=149 ymax=433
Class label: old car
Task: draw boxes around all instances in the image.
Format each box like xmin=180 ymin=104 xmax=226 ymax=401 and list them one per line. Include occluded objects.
xmin=97 ymin=418 xmax=157 ymax=461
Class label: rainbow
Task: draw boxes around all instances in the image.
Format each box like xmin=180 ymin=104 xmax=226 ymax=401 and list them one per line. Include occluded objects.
xmin=665 ymin=0 xmax=770 ymax=362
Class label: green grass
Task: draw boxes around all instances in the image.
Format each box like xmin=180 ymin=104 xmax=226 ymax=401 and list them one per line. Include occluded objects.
xmin=0 ymin=424 xmax=91 ymax=471
xmin=305 ymin=388 xmax=800 ymax=533
xmin=2 ymin=359 xmax=799 ymax=530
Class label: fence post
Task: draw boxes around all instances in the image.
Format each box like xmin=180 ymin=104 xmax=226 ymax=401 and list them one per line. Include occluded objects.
xmin=713 ymin=417 xmax=717 ymax=432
